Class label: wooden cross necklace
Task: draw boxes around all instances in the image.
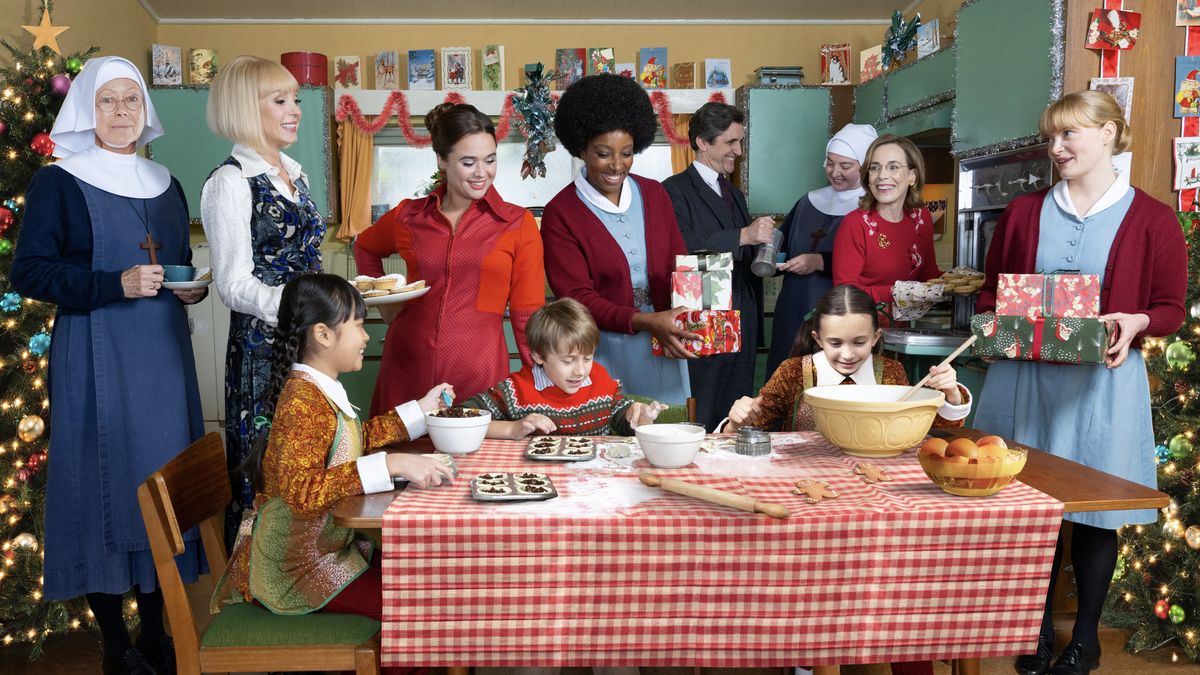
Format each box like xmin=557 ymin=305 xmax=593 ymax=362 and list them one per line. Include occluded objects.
xmin=129 ymin=199 xmax=160 ymax=264
xmin=808 ymin=227 xmax=827 ymax=251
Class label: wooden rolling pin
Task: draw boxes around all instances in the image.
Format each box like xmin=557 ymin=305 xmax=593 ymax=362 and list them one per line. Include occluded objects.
xmin=639 ymin=474 xmax=789 ymax=519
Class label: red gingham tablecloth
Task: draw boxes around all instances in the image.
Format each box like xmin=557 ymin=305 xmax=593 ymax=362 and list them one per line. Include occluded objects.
xmin=381 ymin=432 xmax=1064 ymax=667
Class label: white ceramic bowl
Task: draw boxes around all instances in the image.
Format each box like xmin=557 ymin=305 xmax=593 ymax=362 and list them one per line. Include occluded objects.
xmin=424 ymin=409 xmax=491 ymax=455
xmin=635 ymin=423 xmax=706 ymax=468
xmin=803 ymin=384 xmax=944 ymax=458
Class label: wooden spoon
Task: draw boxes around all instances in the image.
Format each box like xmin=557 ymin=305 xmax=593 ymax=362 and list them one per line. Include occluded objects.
xmin=639 ymin=473 xmax=789 ymax=519
xmin=897 ymin=334 xmax=978 ymax=402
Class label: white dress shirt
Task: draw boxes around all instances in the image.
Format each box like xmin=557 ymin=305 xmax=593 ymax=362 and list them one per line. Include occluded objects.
xmin=290 ymin=364 xmax=427 ymax=495
xmin=200 ymin=144 xmax=306 ymax=325
xmin=812 ymin=352 xmax=971 ymax=421
xmin=691 ymin=160 xmax=724 ymax=197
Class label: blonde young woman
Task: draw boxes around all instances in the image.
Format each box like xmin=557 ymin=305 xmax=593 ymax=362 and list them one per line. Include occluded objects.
xmin=977 ymin=91 xmax=1187 ymax=675
xmin=200 ymin=56 xmax=325 ymax=534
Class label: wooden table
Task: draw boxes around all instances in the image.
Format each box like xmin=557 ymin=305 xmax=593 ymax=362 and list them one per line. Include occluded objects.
xmin=334 ymin=430 xmax=1167 ymax=675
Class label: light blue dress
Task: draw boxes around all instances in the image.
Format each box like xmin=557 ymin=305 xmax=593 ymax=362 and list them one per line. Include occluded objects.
xmin=578 ymin=180 xmax=691 ymax=405
xmin=974 ymin=185 xmax=1155 ymax=529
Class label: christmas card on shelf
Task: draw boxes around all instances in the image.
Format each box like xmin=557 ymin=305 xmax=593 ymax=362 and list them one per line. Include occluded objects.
xmin=441 ymin=47 xmax=472 ymax=89
xmin=333 ymin=55 xmax=361 ymax=89
xmin=616 ymin=62 xmax=636 ymax=78
xmin=819 ymin=44 xmax=850 ymax=85
xmin=189 ymin=48 xmax=218 ymax=85
xmin=375 ymin=51 xmax=399 ymax=90
xmin=408 ymin=49 xmax=436 ymax=90
xmin=556 ymin=48 xmax=585 ymax=89
xmin=670 ymin=61 xmax=695 ymax=89
xmin=151 ymin=44 xmax=181 ymax=86
xmin=482 ymin=44 xmax=505 ymax=90
xmin=860 ymin=44 xmax=882 ymax=82
xmin=705 ymin=58 xmax=731 ymax=88
xmin=588 ymin=47 xmax=615 ymax=75
xmin=639 ymin=47 xmax=668 ymax=89
xmin=916 ymin=20 xmax=940 ymax=58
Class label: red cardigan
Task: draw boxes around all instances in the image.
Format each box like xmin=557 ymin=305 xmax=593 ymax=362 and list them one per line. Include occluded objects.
xmin=976 ymin=187 xmax=1187 ymax=348
xmin=540 ymin=174 xmax=688 ymax=334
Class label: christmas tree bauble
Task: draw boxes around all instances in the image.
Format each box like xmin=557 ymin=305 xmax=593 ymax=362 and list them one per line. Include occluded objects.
xmin=0 ymin=120 xmax=6 ymax=137
xmin=29 ymin=131 xmax=54 ymax=157
xmin=1166 ymin=341 xmax=1196 ymax=369
xmin=1171 ymin=604 xmax=1186 ymax=624
xmin=10 ymin=532 xmax=37 ymax=550
xmin=1156 ymin=444 xmax=1172 ymax=464
xmin=28 ymin=331 xmax=51 ymax=355
xmin=65 ymin=57 xmax=83 ymax=75
xmin=1156 ymin=599 xmax=1170 ymax=619
xmin=1169 ymin=434 xmax=1194 ymax=459
xmin=1113 ymin=555 xmax=1126 ymax=580
xmin=0 ymin=292 xmax=20 ymax=313
xmin=50 ymin=73 xmax=71 ymax=97
xmin=17 ymin=414 xmax=44 ymax=442
xmin=1187 ymin=526 xmax=1200 ymax=550
xmin=1192 ymin=302 xmax=1200 ymax=320
xmin=0 ymin=207 xmax=12 ymax=230
xmin=0 ymin=239 xmax=14 ymax=256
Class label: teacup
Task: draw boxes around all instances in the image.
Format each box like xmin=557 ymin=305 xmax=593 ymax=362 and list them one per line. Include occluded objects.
xmin=162 ymin=265 xmax=195 ymax=282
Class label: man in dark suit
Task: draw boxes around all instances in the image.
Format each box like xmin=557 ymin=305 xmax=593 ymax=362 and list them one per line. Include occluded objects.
xmin=663 ymin=102 xmax=777 ymax=431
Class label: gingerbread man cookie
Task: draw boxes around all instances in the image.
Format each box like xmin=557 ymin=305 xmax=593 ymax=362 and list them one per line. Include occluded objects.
xmin=854 ymin=463 xmax=892 ymax=484
xmin=793 ymin=480 xmax=840 ymax=504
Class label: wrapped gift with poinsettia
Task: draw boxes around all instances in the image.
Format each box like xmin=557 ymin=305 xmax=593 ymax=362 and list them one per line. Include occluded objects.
xmin=671 ymin=252 xmax=733 ymax=310
xmin=972 ymin=271 xmax=1109 ymax=364
xmin=651 ymin=310 xmax=742 ymax=357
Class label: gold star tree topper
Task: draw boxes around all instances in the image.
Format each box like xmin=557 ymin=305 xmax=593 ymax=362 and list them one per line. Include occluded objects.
xmin=22 ymin=7 xmax=70 ymax=56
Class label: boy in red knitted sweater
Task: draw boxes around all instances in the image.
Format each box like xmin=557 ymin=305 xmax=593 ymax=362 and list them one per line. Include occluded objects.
xmin=462 ymin=298 xmax=667 ymax=438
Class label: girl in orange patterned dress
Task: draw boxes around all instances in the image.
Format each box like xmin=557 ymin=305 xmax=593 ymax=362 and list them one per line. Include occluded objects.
xmin=727 ymin=284 xmax=971 ymax=675
xmin=213 ymin=273 xmax=454 ymax=635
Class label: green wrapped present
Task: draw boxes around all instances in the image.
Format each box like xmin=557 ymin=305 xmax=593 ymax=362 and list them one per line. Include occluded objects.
xmin=971 ymin=312 xmax=1109 ymax=365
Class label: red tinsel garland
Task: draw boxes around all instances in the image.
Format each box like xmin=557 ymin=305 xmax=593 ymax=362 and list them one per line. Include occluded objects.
xmin=338 ymin=89 xmax=729 ymax=147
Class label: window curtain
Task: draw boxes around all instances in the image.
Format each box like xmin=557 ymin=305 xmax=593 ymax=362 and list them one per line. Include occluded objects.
xmin=336 ymin=119 xmax=375 ymax=240
xmin=670 ymin=114 xmax=694 ymax=174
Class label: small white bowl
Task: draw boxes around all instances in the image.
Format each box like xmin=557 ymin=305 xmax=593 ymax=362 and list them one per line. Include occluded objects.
xmin=635 ymin=423 xmax=706 ymax=468
xmin=425 ymin=409 xmax=491 ymax=455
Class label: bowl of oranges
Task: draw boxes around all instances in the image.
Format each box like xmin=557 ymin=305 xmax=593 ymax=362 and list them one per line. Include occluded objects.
xmin=917 ymin=434 xmax=1028 ymax=497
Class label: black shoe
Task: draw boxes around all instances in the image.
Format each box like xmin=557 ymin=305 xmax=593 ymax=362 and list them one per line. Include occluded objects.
xmin=102 ymin=646 xmax=157 ymax=675
xmin=1014 ymin=632 xmax=1055 ymax=675
xmin=136 ymin=635 xmax=177 ymax=674
xmin=1049 ymin=642 xmax=1100 ymax=675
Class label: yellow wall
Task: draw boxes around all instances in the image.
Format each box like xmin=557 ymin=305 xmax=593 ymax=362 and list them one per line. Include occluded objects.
xmin=0 ymin=0 xmax=155 ymax=69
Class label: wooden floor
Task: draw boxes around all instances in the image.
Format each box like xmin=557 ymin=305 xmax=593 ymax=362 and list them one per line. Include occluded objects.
xmin=0 ymin=575 xmax=1193 ymax=674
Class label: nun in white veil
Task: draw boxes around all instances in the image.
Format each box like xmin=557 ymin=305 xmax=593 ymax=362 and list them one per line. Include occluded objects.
xmin=10 ymin=56 xmax=204 ymax=675
xmin=765 ymin=123 xmax=877 ymax=379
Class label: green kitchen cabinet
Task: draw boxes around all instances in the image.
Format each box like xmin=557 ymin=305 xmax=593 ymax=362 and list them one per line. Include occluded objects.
xmin=737 ymin=85 xmax=833 ymax=215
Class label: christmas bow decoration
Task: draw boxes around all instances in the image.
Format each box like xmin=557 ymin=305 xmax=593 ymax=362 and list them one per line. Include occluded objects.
xmin=882 ymin=10 xmax=922 ymax=69
xmin=511 ymin=63 xmax=563 ymax=180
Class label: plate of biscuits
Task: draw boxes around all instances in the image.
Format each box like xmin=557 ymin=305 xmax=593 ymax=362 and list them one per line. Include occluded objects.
xmin=353 ymin=274 xmax=430 ymax=306
xmin=928 ymin=266 xmax=984 ymax=296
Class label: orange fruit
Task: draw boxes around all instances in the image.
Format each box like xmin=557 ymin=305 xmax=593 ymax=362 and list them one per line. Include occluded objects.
xmin=977 ymin=435 xmax=1008 ymax=449
xmin=977 ymin=444 xmax=1009 ymax=462
xmin=946 ymin=437 xmax=979 ymax=459
xmin=920 ymin=438 xmax=949 ymax=457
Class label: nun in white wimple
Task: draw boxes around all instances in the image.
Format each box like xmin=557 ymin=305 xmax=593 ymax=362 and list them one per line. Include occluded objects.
xmin=765 ymin=123 xmax=878 ymax=378
xmin=10 ymin=55 xmax=204 ymax=675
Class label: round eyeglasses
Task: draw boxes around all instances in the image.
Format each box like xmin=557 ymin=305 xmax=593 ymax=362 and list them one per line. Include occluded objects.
xmin=96 ymin=94 xmax=143 ymax=113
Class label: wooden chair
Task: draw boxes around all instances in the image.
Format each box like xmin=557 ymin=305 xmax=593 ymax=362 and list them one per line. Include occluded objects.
xmin=137 ymin=432 xmax=382 ymax=675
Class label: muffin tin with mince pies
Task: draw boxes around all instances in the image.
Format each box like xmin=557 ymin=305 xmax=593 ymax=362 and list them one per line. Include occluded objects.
xmin=524 ymin=436 xmax=596 ymax=462
xmin=470 ymin=472 xmax=558 ymax=502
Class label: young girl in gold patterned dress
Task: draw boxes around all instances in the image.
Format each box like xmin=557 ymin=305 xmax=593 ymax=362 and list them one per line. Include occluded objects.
xmin=213 ymin=273 xmax=454 ymax=635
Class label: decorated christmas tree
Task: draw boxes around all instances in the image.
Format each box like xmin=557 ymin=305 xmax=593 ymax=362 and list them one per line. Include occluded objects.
xmin=1102 ymin=211 xmax=1200 ymax=661
xmin=0 ymin=0 xmax=103 ymax=658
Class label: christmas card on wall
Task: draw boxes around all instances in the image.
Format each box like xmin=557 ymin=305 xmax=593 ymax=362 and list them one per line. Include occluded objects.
xmin=1174 ymin=138 xmax=1200 ymax=190
xmin=189 ymin=48 xmax=218 ymax=85
xmin=1089 ymin=76 xmax=1134 ymax=122
xmin=442 ymin=47 xmax=472 ymax=89
xmin=1176 ymin=57 xmax=1200 ymax=117
xmin=408 ymin=49 xmax=436 ymax=90
xmin=916 ymin=19 xmax=940 ymax=58
xmin=860 ymin=44 xmax=882 ymax=82
xmin=151 ymin=44 xmax=182 ymax=86
xmin=333 ymin=55 xmax=361 ymax=89
xmin=556 ymin=48 xmax=585 ymax=89
xmin=819 ymin=43 xmax=850 ymax=85
xmin=1178 ymin=0 xmax=1200 ymax=26
xmin=1086 ymin=8 xmax=1141 ymax=50
xmin=616 ymin=62 xmax=636 ymax=78
xmin=482 ymin=44 xmax=505 ymax=90
xmin=375 ymin=51 xmax=399 ymax=90
xmin=588 ymin=47 xmax=615 ymax=75
xmin=639 ymin=47 xmax=668 ymax=89
xmin=671 ymin=61 xmax=695 ymax=89
xmin=705 ymin=58 xmax=731 ymax=88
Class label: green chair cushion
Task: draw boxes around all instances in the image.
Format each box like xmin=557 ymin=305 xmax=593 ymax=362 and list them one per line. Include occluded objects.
xmin=626 ymin=394 xmax=688 ymax=424
xmin=202 ymin=602 xmax=380 ymax=648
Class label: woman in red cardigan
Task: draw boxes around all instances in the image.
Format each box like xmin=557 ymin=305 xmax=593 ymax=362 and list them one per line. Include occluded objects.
xmin=540 ymin=75 xmax=696 ymax=404
xmin=975 ymin=92 xmax=1187 ymax=675
xmin=832 ymin=134 xmax=941 ymax=308
xmin=354 ymin=104 xmax=545 ymax=414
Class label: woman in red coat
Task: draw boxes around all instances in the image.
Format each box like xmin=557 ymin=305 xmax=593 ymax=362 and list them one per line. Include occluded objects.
xmin=832 ymin=134 xmax=941 ymax=308
xmin=354 ymin=104 xmax=545 ymax=414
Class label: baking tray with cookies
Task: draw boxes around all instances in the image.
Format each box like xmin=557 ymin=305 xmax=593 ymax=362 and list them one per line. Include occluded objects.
xmin=470 ymin=472 xmax=558 ymax=501
xmin=524 ymin=436 xmax=596 ymax=461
